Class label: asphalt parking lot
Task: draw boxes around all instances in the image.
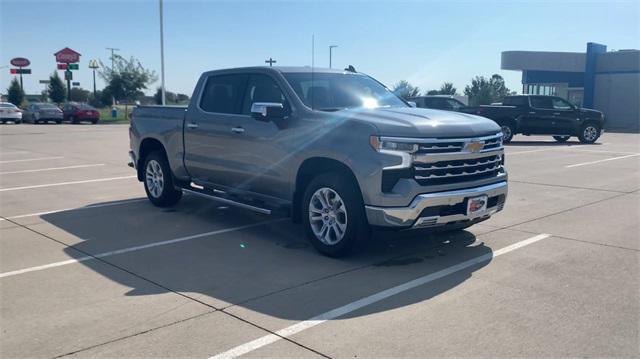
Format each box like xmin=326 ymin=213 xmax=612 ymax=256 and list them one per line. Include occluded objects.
xmin=1 ymin=123 xmax=638 ymax=358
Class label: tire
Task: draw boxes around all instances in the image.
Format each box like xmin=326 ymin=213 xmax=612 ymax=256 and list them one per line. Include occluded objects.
xmin=302 ymin=172 xmax=368 ymax=257
xmin=553 ymin=135 xmax=571 ymax=143
xmin=578 ymin=123 xmax=601 ymax=144
xmin=91 ymin=119 xmax=98 ymax=124
xmin=142 ymin=151 xmax=182 ymax=207
xmin=499 ymin=124 xmax=515 ymax=143
xmin=31 ymin=115 xmax=37 ymax=124
xmin=1 ymin=120 xmax=5 ymax=124
xmin=55 ymin=120 xmax=62 ymax=124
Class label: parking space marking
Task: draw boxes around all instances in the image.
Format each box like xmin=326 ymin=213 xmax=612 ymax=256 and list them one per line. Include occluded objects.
xmin=0 ymin=163 xmax=105 ymax=175
xmin=209 ymin=233 xmax=551 ymax=359
xmin=0 ymin=219 xmax=284 ymax=279
xmin=0 ymin=198 xmax=147 ymax=221
xmin=566 ymin=153 xmax=640 ymax=168
xmin=0 ymin=156 xmax=63 ymax=164
xmin=0 ymin=175 xmax=136 ymax=192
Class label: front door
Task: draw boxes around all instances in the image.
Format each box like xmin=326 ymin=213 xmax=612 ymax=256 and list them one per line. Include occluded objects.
xmin=550 ymin=97 xmax=578 ymax=135
xmin=524 ymin=96 xmax=559 ymax=134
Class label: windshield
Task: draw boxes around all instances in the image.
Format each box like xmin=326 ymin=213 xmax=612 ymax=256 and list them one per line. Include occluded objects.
xmin=283 ymin=72 xmax=407 ymax=111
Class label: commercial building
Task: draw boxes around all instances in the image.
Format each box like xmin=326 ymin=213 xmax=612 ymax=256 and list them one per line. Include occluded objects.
xmin=502 ymin=43 xmax=639 ymax=131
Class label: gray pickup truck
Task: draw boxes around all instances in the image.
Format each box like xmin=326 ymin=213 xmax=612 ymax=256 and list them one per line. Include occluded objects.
xmin=129 ymin=67 xmax=508 ymax=256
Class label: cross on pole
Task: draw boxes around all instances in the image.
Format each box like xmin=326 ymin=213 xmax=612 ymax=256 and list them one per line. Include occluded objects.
xmin=265 ymin=58 xmax=277 ymax=67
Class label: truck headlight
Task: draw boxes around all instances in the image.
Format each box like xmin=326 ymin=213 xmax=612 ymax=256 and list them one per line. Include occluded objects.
xmin=369 ymin=136 xmax=418 ymax=153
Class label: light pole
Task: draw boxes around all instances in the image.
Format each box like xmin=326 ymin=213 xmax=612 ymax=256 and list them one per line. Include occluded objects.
xmin=159 ymin=0 xmax=166 ymax=105
xmin=329 ymin=45 xmax=338 ymax=68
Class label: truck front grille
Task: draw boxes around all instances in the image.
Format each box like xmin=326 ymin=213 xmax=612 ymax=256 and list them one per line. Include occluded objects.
xmin=412 ymin=133 xmax=505 ymax=186
xmin=414 ymin=154 xmax=503 ymax=185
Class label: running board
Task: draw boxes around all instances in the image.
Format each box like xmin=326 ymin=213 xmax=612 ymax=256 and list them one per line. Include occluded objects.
xmin=182 ymin=185 xmax=272 ymax=215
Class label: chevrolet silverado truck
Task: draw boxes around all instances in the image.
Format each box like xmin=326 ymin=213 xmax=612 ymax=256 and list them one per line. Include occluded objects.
xmin=460 ymin=95 xmax=604 ymax=144
xmin=129 ymin=67 xmax=508 ymax=257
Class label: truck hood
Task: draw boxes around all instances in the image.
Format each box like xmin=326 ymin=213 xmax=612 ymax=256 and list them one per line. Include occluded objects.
xmin=343 ymin=107 xmax=501 ymax=138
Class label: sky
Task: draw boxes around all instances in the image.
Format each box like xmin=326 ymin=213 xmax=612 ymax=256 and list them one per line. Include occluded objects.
xmin=1 ymin=0 xmax=639 ymax=97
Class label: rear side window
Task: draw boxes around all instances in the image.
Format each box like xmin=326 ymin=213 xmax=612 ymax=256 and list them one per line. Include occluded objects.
xmin=502 ymin=96 xmax=528 ymax=106
xmin=530 ymin=97 xmax=553 ymax=109
xmin=200 ymin=74 xmax=247 ymax=114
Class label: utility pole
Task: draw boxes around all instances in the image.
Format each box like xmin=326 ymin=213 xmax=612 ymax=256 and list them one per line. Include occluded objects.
xmin=329 ymin=45 xmax=338 ymax=68
xmin=159 ymin=0 xmax=166 ymax=105
xmin=105 ymin=47 xmax=120 ymax=71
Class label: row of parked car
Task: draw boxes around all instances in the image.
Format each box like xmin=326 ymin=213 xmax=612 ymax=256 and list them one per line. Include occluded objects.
xmin=0 ymin=102 xmax=101 ymax=124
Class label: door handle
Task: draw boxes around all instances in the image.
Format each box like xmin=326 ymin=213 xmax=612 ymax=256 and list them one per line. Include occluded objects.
xmin=528 ymin=111 xmax=536 ymax=114
xmin=553 ymin=112 xmax=561 ymax=116
xmin=231 ymin=127 xmax=245 ymax=134
xmin=186 ymin=122 xmax=198 ymax=129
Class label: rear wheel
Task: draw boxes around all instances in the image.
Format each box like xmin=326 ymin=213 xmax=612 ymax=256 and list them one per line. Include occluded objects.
xmin=143 ymin=151 xmax=182 ymax=207
xmin=553 ymin=135 xmax=571 ymax=143
xmin=91 ymin=119 xmax=98 ymax=124
xmin=302 ymin=172 xmax=368 ymax=257
xmin=500 ymin=124 xmax=514 ymax=143
xmin=578 ymin=123 xmax=601 ymax=144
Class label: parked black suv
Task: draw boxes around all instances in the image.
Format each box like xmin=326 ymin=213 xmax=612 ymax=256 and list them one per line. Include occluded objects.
xmin=461 ymin=95 xmax=605 ymax=144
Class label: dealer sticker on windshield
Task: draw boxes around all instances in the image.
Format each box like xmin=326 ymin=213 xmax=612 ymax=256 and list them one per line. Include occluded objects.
xmin=467 ymin=195 xmax=488 ymax=217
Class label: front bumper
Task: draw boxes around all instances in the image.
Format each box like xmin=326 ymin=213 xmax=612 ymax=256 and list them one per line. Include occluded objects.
xmin=128 ymin=151 xmax=136 ymax=169
xmin=365 ymin=181 xmax=507 ymax=228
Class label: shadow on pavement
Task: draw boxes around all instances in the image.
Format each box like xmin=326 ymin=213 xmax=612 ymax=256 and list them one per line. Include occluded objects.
xmin=43 ymin=195 xmax=493 ymax=320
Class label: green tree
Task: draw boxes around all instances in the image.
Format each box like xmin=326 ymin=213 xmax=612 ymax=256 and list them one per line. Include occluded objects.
xmin=7 ymin=78 xmax=24 ymax=107
xmin=99 ymin=54 xmax=157 ymax=117
xmin=153 ymin=87 xmax=177 ymax=104
xmin=70 ymin=87 xmax=90 ymax=102
xmin=392 ymin=80 xmax=420 ymax=100
xmin=48 ymin=72 xmax=66 ymax=104
xmin=438 ymin=82 xmax=457 ymax=95
xmin=464 ymin=74 xmax=511 ymax=106
xmin=426 ymin=89 xmax=439 ymax=95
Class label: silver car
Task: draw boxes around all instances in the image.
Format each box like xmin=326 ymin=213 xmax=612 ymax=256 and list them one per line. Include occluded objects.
xmin=23 ymin=103 xmax=63 ymax=124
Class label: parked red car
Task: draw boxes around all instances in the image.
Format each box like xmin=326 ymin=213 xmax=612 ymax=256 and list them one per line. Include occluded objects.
xmin=62 ymin=103 xmax=100 ymax=124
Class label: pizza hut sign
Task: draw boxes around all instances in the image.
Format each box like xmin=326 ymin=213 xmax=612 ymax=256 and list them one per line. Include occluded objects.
xmin=10 ymin=57 xmax=30 ymax=67
xmin=54 ymin=47 xmax=81 ymax=63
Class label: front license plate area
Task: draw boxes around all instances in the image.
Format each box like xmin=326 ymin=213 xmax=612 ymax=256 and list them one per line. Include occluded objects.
xmin=466 ymin=195 xmax=488 ymax=217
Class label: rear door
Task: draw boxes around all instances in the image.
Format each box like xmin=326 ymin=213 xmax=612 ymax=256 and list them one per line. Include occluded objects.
xmin=183 ymin=73 xmax=249 ymax=186
xmin=522 ymin=96 xmax=557 ymax=134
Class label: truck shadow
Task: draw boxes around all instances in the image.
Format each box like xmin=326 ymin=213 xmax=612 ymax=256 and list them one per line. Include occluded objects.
xmin=44 ymin=195 xmax=493 ymax=320
xmin=507 ymin=140 xmax=601 ymax=146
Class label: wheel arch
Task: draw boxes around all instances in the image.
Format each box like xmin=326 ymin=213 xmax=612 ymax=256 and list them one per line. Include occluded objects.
xmin=137 ymin=137 xmax=167 ymax=181
xmin=292 ymin=157 xmax=363 ymax=223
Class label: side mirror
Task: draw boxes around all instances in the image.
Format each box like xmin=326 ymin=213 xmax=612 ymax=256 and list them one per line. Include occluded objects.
xmin=407 ymin=101 xmax=417 ymax=108
xmin=251 ymin=102 xmax=285 ymax=121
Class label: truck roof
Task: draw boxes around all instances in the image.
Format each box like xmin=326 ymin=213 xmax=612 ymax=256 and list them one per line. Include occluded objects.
xmin=204 ymin=66 xmax=356 ymax=74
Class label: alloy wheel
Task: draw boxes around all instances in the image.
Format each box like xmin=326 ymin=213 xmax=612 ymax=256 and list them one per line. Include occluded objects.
xmin=308 ymin=187 xmax=348 ymax=245
xmin=583 ymin=126 xmax=598 ymax=142
xmin=145 ymin=159 xmax=164 ymax=198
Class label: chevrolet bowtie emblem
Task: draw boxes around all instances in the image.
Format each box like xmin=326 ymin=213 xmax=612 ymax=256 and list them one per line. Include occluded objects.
xmin=464 ymin=141 xmax=484 ymax=153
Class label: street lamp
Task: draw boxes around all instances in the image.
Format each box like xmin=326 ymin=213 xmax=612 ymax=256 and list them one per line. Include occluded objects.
xmin=88 ymin=60 xmax=99 ymax=98
xmin=329 ymin=45 xmax=338 ymax=68
xmin=159 ymin=0 xmax=166 ymax=105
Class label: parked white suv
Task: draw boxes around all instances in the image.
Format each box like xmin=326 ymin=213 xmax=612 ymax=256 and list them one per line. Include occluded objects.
xmin=0 ymin=102 xmax=23 ymax=124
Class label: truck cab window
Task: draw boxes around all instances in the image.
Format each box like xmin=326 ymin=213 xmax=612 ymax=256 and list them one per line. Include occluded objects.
xmin=530 ymin=96 xmax=553 ymax=109
xmin=200 ymin=74 xmax=247 ymax=114
xmin=552 ymin=98 xmax=573 ymax=110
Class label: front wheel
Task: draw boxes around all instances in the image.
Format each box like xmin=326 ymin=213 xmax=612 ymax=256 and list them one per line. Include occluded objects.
xmin=143 ymin=151 xmax=182 ymax=207
xmin=500 ymin=124 xmax=515 ymax=143
xmin=578 ymin=123 xmax=601 ymax=144
xmin=302 ymin=172 xmax=368 ymax=257
xmin=553 ymin=135 xmax=571 ymax=143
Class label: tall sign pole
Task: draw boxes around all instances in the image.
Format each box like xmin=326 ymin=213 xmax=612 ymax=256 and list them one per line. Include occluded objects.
xmin=159 ymin=0 xmax=166 ymax=105
xmin=54 ymin=48 xmax=81 ymax=102
xmin=88 ymin=60 xmax=99 ymax=98
xmin=10 ymin=58 xmax=31 ymax=92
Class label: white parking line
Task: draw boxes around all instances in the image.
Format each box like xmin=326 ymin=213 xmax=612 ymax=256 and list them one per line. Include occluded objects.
xmin=0 ymin=198 xmax=148 ymax=221
xmin=566 ymin=153 xmax=640 ymax=168
xmin=0 ymin=163 xmax=105 ymax=175
xmin=0 ymin=219 xmax=284 ymax=279
xmin=209 ymin=233 xmax=551 ymax=359
xmin=0 ymin=156 xmax=63 ymax=164
xmin=0 ymin=151 xmax=29 ymax=156
xmin=0 ymin=175 xmax=136 ymax=192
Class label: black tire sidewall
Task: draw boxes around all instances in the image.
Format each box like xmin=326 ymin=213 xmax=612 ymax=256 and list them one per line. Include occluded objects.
xmin=302 ymin=173 xmax=367 ymax=257
xmin=553 ymin=136 xmax=570 ymax=142
xmin=578 ymin=123 xmax=600 ymax=144
xmin=143 ymin=151 xmax=182 ymax=207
